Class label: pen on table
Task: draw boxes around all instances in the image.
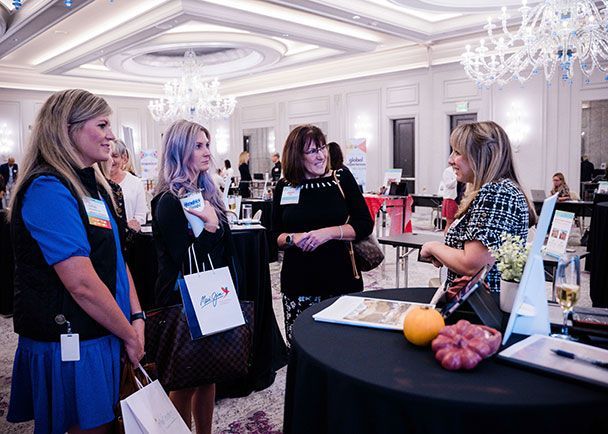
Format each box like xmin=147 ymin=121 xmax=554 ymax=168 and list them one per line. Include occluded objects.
xmin=551 ymin=348 xmax=608 ymax=370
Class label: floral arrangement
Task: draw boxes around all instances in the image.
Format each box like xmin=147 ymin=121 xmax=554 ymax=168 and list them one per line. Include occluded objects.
xmin=491 ymin=233 xmax=529 ymax=283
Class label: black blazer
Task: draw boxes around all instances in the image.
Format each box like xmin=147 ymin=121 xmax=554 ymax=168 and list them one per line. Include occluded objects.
xmin=0 ymin=163 xmax=18 ymax=184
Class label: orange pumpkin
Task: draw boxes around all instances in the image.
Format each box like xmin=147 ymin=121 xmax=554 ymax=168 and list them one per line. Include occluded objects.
xmin=403 ymin=306 xmax=445 ymax=346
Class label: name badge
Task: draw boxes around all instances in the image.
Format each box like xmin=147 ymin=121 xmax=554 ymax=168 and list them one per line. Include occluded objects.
xmin=83 ymin=197 xmax=112 ymax=229
xmin=281 ymin=186 xmax=301 ymax=205
xmin=60 ymin=333 xmax=80 ymax=362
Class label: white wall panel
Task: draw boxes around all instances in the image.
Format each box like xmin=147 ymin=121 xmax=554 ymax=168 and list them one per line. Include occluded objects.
xmin=386 ymin=84 xmax=419 ymax=107
xmin=287 ymin=96 xmax=330 ymax=118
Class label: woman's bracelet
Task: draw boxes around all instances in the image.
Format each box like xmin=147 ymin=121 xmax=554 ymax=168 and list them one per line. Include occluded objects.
xmin=338 ymin=225 xmax=344 ymax=240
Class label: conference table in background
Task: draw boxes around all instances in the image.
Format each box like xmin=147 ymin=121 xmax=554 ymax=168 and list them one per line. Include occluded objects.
xmin=589 ymin=201 xmax=608 ymax=307
xmin=123 ymin=224 xmax=288 ymax=397
xmin=241 ymin=198 xmax=278 ymax=262
xmin=378 ymin=232 xmax=444 ymax=288
xmin=533 ymin=199 xmax=594 ymax=231
xmin=410 ymin=194 xmax=443 ymax=230
xmin=363 ymin=194 xmax=413 ymax=235
xmin=283 ymin=288 xmax=608 ymax=434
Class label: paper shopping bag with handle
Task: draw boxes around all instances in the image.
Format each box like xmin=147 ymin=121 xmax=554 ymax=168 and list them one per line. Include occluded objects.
xmin=178 ymin=246 xmax=245 ymax=339
xmin=120 ymin=364 xmax=190 ymax=434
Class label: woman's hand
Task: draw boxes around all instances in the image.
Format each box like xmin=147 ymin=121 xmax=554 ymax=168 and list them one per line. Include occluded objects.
xmin=127 ymin=219 xmax=141 ymax=232
xmin=132 ymin=319 xmax=145 ymax=352
xmin=299 ymin=228 xmax=334 ymax=252
xmin=185 ymin=200 xmax=219 ymax=233
xmin=124 ymin=327 xmax=145 ymax=366
xmin=421 ymin=241 xmax=443 ymax=268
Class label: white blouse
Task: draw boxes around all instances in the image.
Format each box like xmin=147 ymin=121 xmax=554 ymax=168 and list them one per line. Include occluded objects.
xmin=119 ymin=172 xmax=148 ymax=224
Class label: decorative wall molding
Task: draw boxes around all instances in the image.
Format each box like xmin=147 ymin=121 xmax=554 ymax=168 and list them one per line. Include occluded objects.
xmin=386 ymin=84 xmax=419 ymax=107
xmin=442 ymin=78 xmax=480 ymax=102
xmin=241 ymin=103 xmax=276 ymax=123
xmin=287 ymin=96 xmax=331 ymax=118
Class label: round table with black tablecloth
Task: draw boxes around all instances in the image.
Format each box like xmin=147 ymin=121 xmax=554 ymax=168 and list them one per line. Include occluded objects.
xmin=284 ymin=288 xmax=608 ymax=434
xmin=130 ymin=226 xmax=287 ymax=398
xmin=241 ymin=198 xmax=278 ymax=262
xmin=589 ymin=202 xmax=608 ymax=307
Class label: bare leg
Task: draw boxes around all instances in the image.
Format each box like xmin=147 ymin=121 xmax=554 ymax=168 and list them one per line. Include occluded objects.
xmin=68 ymin=422 xmax=113 ymax=434
xmin=170 ymin=388 xmax=195 ymax=429
xmin=192 ymin=383 xmax=215 ymax=434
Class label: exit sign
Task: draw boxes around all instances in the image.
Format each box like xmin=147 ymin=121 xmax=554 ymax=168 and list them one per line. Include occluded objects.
xmin=455 ymin=102 xmax=469 ymax=112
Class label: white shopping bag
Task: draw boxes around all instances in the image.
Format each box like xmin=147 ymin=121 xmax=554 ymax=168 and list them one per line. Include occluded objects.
xmin=120 ymin=365 xmax=190 ymax=434
xmin=178 ymin=247 xmax=245 ymax=339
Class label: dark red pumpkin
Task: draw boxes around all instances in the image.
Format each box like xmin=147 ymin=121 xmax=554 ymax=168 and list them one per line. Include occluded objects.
xmin=431 ymin=320 xmax=502 ymax=371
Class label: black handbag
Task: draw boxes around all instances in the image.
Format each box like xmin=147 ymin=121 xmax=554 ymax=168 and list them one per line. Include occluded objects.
xmin=144 ymin=301 xmax=254 ymax=391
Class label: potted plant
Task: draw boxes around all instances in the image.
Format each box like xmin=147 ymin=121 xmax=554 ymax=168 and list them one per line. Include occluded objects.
xmin=491 ymin=233 xmax=529 ymax=312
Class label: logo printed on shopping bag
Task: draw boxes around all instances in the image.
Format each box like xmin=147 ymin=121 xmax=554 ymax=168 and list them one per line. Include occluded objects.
xmin=200 ymin=287 xmax=230 ymax=309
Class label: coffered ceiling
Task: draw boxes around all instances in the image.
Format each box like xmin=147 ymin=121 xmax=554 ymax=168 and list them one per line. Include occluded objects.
xmin=0 ymin=0 xmax=532 ymax=98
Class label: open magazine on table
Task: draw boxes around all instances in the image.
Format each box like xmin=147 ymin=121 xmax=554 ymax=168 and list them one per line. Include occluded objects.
xmin=312 ymin=296 xmax=435 ymax=331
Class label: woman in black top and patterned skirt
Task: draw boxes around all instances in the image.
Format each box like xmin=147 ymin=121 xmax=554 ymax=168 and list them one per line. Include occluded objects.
xmin=421 ymin=121 xmax=536 ymax=292
xmin=273 ymin=125 xmax=373 ymax=345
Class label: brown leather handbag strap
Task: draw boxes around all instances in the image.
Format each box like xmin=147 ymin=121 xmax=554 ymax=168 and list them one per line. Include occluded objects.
xmin=332 ymin=170 xmax=360 ymax=280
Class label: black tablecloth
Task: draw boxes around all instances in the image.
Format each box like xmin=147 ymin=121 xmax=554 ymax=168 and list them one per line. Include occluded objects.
xmin=589 ymin=202 xmax=608 ymax=307
xmin=284 ymin=288 xmax=608 ymax=434
xmin=218 ymin=228 xmax=287 ymax=397
xmin=242 ymin=198 xmax=278 ymax=262
xmin=0 ymin=210 xmax=13 ymax=315
xmin=130 ymin=227 xmax=287 ymax=398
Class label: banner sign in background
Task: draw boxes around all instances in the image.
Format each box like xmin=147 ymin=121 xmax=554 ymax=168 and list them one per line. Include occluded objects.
xmin=345 ymin=138 xmax=367 ymax=190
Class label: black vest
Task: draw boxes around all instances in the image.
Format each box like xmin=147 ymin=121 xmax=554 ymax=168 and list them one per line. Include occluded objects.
xmin=11 ymin=167 xmax=125 ymax=341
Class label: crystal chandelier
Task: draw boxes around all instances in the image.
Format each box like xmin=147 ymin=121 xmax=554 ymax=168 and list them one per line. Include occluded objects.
xmin=461 ymin=0 xmax=608 ymax=87
xmin=148 ymin=49 xmax=237 ymax=124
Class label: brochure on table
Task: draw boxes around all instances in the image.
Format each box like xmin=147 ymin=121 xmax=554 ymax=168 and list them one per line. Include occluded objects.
xmin=545 ymin=210 xmax=575 ymax=258
xmin=502 ymin=194 xmax=558 ymax=344
xmin=313 ymin=296 xmax=434 ymax=331
xmin=382 ymin=169 xmax=402 ymax=195
xmin=499 ymin=335 xmax=608 ymax=388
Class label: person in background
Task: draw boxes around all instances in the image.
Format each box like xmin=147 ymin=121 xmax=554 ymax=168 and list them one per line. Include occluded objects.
xmin=550 ymin=172 xmax=571 ymax=202
xmin=438 ymin=165 xmax=458 ymax=232
xmin=6 ymin=88 xmax=145 ymax=433
xmin=581 ymin=155 xmax=594 ymax=183
xmin=211 ymin=168 xmax=225 ymax=191
xmin=109 ymin=139 xmax=147 ymax=231
xmin=273 ymin=125 xmax=373 ymax=346
xmin=0 ymin=173 xmax=5 ymax=209
xmin=421 ymin=121 xmax=536 ymax=293
xmin=0 ymin=156 xmax=19 ymax=188
xmin=238 ymin=150 xmax=252 ymax=198
xmin=271 ymin=152 xmax=282 ymax=181
xmin=222 ymin=159 xmax=234 ymax=181
xmin=152 ymin=120 xmax=236 ymax=434
xmin=327 ymin=141 xmax=346 ymax=171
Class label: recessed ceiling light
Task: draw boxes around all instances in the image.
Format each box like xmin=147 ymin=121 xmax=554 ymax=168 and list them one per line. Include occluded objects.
xmin=352 ymin=15 xmax=360 ymax=20
xmin=12 ymin=38 xmax=19 ymax=42
xmin=370 ymin=21 xmax=378 ymax=27
xmin=282 ymin=33 xmax=289 ymax=37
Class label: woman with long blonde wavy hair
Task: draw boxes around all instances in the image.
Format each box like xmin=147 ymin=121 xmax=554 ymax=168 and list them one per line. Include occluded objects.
xmin=7 ymin=89 xmax=144 ymax=433
xmin=421 ymin=121 xmax=536 ymax=293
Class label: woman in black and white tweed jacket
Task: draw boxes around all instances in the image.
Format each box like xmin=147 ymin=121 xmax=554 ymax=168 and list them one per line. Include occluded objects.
xmin=421 ymin=121 xmax=536 ymax=292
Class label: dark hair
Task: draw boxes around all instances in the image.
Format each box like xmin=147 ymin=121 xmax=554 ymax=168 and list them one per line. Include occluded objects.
xmin=224 ymin=159 xmax=232 ymax=169
xmin=327 ymin=141 xmax=344 ymax=169
xmin=283 ymin=124 xmax=327 ymax=185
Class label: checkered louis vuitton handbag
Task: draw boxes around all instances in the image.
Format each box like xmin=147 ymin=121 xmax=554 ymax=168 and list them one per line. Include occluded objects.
xmin=144 ymin=300 xmax=254 ymax=391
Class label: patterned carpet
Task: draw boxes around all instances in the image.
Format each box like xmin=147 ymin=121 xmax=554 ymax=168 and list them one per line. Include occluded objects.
xmin=0 ymin=214 xmax=592 ymax=433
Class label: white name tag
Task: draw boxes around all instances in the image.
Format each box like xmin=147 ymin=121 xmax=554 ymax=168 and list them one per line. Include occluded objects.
xmin=83 ymin=197 xmax=112 ymax=229
xmin=281 ymin=186 xmax=301 ymax=205
xmin=60 ymin=333 xmax=80 ymax=361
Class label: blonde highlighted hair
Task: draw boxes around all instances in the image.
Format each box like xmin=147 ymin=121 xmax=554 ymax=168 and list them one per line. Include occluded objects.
xmin=8 ymin=89 xmax=115 ymax=221
xmin=451 ymin=121 xmax=536 ymax=225
xmin=155 ymin=119 xmax=226 ymax=220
